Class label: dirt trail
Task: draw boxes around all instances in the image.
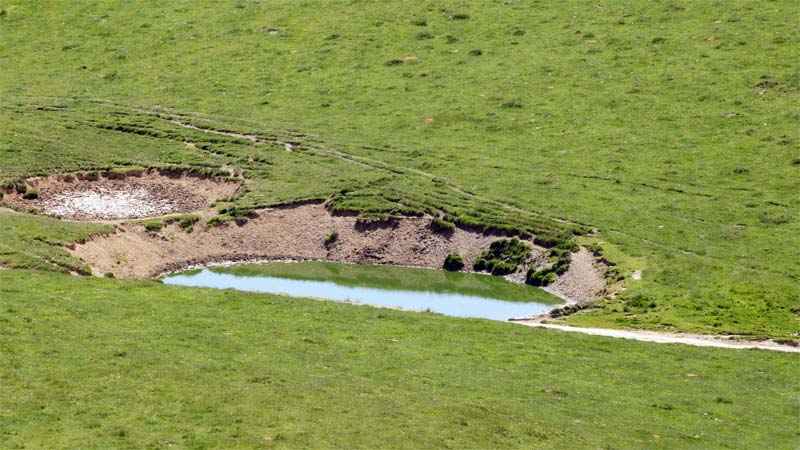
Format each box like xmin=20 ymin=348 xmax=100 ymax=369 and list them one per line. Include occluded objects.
xmin=514 ymin=322 xmax=800 ymax=353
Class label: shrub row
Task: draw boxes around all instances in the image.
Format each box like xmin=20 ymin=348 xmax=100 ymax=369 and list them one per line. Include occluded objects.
xmin=473 ymin=238 xmax=531 ymax=276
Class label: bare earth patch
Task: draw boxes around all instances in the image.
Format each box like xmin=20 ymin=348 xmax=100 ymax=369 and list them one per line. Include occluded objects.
xmin=67 ymin=202 xmax=607 ymax=304
xmin=4 ymin=170 xmax=239 ymax=220
xmin=544 ymin=248 xmax=606 ymax=303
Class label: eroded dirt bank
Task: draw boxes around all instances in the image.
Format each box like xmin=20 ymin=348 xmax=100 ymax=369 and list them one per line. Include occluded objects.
xmin=69 ymin=203 xmax=607 ymax=302
xmin=3 ymin=170 xmax=239 ymax=220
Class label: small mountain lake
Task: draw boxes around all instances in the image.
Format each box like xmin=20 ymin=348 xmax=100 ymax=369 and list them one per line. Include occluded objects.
xmin=162 ymin=261 xmax=562 ymax=321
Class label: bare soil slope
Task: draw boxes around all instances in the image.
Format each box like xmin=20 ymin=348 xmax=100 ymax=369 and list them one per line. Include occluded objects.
xmin=4 ymin=171 xmax=238 ymax=220
xmin=68 ymin=202 xmax=607 ymax=303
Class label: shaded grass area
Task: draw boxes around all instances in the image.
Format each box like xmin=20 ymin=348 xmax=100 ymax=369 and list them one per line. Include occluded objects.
xmin=1 ymin=270 xmax=798 ymax=449
xmin=205 ymin=261 xmax=561 ymax=304
xmin=0 ymin=0 xmax=799 ymax=338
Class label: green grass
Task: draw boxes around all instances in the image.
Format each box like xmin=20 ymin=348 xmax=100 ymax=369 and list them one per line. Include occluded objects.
xmin=133 ymin=214 xmax=200 ymax=233
xmin=1 ymin=269 xmax=798 ymax=449
xmin=1 ymin=0 xmax=797 ymax=338
xmin=0 ymin=3 xmax=799 ymax=445
xmin=0 ymin=210 xmax=112 ymax=273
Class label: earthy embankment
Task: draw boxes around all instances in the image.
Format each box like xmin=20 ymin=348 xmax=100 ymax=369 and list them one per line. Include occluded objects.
xmin=68 ymin=202 xmax=607 ymax=303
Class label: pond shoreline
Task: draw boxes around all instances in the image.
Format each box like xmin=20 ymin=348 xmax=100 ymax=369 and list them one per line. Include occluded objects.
xmin=163 ymin=261 xmax=559 ymax=321
xmin=70 ymin=203 xmax=608 ymax=306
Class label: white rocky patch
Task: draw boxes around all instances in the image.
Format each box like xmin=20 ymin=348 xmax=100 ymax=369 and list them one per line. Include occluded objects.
xmin=41 ymin=186 xmax=185 ymax=220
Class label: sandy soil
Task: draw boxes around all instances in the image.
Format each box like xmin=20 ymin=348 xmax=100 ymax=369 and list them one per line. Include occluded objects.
xmin=3 ymin=171 xmax=239 ymax=220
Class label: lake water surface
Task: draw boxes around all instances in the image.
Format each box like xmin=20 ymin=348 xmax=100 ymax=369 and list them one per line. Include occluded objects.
xmin=162 ymin=261 xmax=561 ymax=321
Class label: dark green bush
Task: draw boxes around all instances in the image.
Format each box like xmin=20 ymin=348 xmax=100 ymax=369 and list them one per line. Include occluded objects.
xmin=22 ymin=190 xmax=39 ymax=200
xmin=443 ymin=253 xmax=464 ymax=271
xmin=526 ymin=268 xmax=556 ymax=287
xmin=452 ymin=13 xmax=470 ymax=20
xmin=468 ymin=49 xmax=483 ymax=56
xmin=489 ymin=261 xmax=516 ymax=275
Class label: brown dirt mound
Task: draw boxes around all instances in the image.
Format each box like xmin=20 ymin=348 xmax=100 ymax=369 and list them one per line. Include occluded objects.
xmin=3 ymin=171 xmax=239 ymax=221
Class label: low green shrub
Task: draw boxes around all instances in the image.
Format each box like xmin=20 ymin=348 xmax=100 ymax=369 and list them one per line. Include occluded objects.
xmin=443 ymin=253 xmax=464 ymax=271
xmin=177 ymin=215 xmax=200 ymax=232
xmin=324 ymin=231 xmax=339 ymax=248
xmin=489 ymin=261 xmax=516 ymax=275
xmin=430 ymin=217 xmax=455 ymax=234
xmin=206 ymin=215 xmax=234 ymax=228
xmin=473 ymin=237 xmax=531 ymax=275
xmin=526 ymin=267 xmax=556 ymax=286
xmin=22 ymin=190 xmax=39 ymax=200
xmin=142 ymin=220 xmax=164 ymax=232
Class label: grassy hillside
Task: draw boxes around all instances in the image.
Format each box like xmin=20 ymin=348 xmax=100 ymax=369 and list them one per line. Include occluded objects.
xmin=1 ymin=0 xmax=798 ymax=337
xmin=1 ymin=269 xmax=798 ymax=449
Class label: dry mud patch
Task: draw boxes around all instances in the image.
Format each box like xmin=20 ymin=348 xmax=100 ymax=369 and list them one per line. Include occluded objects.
xmin=4 ymin=170 xmax=239 ymax=220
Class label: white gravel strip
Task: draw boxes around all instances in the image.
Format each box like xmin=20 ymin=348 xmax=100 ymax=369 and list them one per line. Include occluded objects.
xmin=515 ymin=322 xmax=800 ymax=353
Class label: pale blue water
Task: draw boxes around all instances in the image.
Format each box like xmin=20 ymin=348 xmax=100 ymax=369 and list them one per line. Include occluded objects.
xmin=163 ymin=267 xmax=553 ymax=321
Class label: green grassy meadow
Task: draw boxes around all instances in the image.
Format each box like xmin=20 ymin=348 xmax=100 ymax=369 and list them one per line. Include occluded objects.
xmin=1 ymin=0 xmax=798 ymax=338
xmin=0 ymin=1 xmax=799 ymax=447
xmin=1 ymin=269 xmax=799 ymax=449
